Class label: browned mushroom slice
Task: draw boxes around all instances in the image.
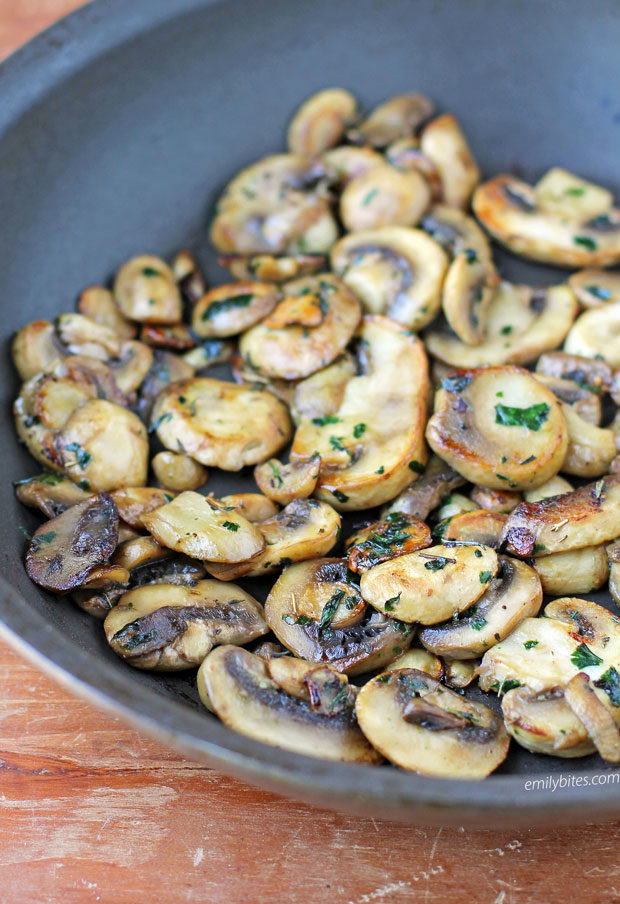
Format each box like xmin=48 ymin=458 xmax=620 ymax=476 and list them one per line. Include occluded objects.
xmin=291 ymin=353 xmax=356 ymax=425
xmin=420 ymin=115 xmax=480 ymax=210
xmin=53 ymin=355 xmax=129 ymax=407
xmin=150 ymin=377 xmax=292 ymax=470
xmin=473 ymin=171 xmax=620 ymax=267
xmin=385 ymin=139 xmax=442 ymax=199
xmin=360 ymin=543 xmax=498 ymax=624
xmin=532 ymin=546 xmax=609 ymax=596
xmin=382 ymin=455 xmax=466 ymax=521
xmin=239 ymin=274 xmax=361 ymax=381
xmin=151 ymin=451 xmax=208 ymax=492
xmin=142 ymin=491 xmax=265 ymax=564
xmin=564 ymin=303 xmax=620 ymax=367
xmin=440 ymin=510 xmax=507 ymax=548
xmin=345 ymin=512 xmax=432 ymax=573
xmin=321 ymin=146 xmax=385 ymax=187
xmin=346 ymin=93 xmax=434 ymax=147
xmin=218 ymin=493 xmax=279 ymax=523
xmin=210 ymin=154 xmax=337 ymax=255
xmin=523 ymin=475 xmax=574 ymax=503
xmin=534 ymin=373 xmax=601 ymax=426
xmin=139 ymin=323 xmax=196 ymax=351
xmin=535 ymin=350 xmax=613 ymax=394
xmin=172 ymin=249 xmax=208 ymax=305
xmin=218 ymin=254 xmax=326 ymax=284
xmin=206 ymin=499 xmax=341 ymax=580
xmin=287 ymin=88 xmax=358 ymax=155
xmin=330 ymin=227 xmax=448 ymax=331
xmin=136 ymin=349 xmax=195 ymax=423
xmin=111 ymin=535 xmax=168 ymax=570
xmin=564 ymin=673 xmax=620 ymax=763
xmin=113 ymin=255 xmax=183 ymax=324
xmin=607 ymin=538 xmax=620 ymax=606
xmin=105 ymin=580 xmax=268 ymax=671
xmin=470 ymin=486 xmax=521 ymax=513
xmin=355 ymin=669 xmax=509 ymax=778
xmin=264 ymin=559 xmax=414 ymax=675
xmin=111 ymin=487 xmax=175 ymax=529
xmin=443 ymin=659 xmax=478 ymax=689
xmin=424 ymin=282 xmax=578 ymax=369
xmin=107 ymin=340 xmax=155 ymax=395
xmin=54 ymin=313 xmax=122 ymax=360
xmin=25 ymin=493 xmax=119 ymax=592
xmin=385 ymin=648 xmax=443 ymax=679
xmin=340 ymin=164 xmax=431 ymax=233
xmin=419 ymin=557 xmax=542 ymax=659
xmin=292 ymin=316 xmax=429 ymax=510
xmin=15 ymin=472 xmax=91 ymax=518
xmin=59 ymin=399 xmax=149 ymax=492
xmin=77 ymin=286 xmax=137 ymax=340
xmin=426 ymin=365 xmax=568 ymax=491
xmin=192 ymin=282 xmax=280 ymax=338
xmin=197 ymin=645 xmax=381 ymax=762
xmin=79 ymin=564 xmax=131 ymax=590
xmin=183 ymin=339 xmax=234 ymax=373
xmin=254 ymin=456 xmax=321 ymax=506
xmin=568 ymin=269 xmax=620 ymax=307
xmin=12 ymin=320 xmax=62 ymax=381
xmin=502 ymin=475 xmax=620 ymax=557
xmin=502 ymin=686 xmax=595 ymax=758
xmin=230 ymin=351 xmax=297 ymax=407
xmin=544 ymin=597 xmax=620 ymax=663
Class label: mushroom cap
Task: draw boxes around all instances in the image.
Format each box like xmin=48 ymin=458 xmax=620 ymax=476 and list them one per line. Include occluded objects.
xmin=287 ymin=88 xmax=358 ymax=156
xmin=339 ymin=164 xmax=432 ymax=232
xmin=113 ymin=255 xmax=182 ymax=324
xmin=420 ymin=114 xmax=480 ymax=210
xmin=198 ymin=645 xmax=381 ymax=762
xmin=502 ymin=686 xmax=595 ymax=758
xmin=346 ymin=93 xmax=434 ymax=147
xmin=355 ymin=669 xmax=509 ymax=778
xmin=532 ymin=545 xmax=609 ymax=596
xmin=192 ymin=282 xmax=280 ymax=338
xmin=426 ymin=365 xmax=568 ymax=491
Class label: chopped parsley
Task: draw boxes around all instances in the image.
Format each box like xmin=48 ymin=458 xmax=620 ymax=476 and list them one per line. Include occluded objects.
xmin=408 ymin=460 xmax=425 ymax=474
xmin=221 ymin=521 xmax=239 ymax=532
xmin=141 ymin=266 xmax=161 ymax=277
xmin=470 ymin=615 xmax=487 ymax=631
xmin=361 ymin=187 xmax=378 ymax=206
xmin=464 ymin=248 xmax=478 ymax=264
xmin=329 ymin=436 xmax=348 ymax=453
xmin=375 ymin=465 xmax=385 ymax=475
xmin=424 ymin=557 xmax=449 ymax=571
xmin=319 ymin=589 xmax=345 ymax=629
xmin=202 ymin=293 xmax=253 ymax=320
xmin=148 ymin=412 xmax=173 ymax=433
xmin=383 ymin=593 xmax=401 ymax=612
xmin=332 ymin=489 xmax=349 ymax=503
xmin=479 ymin=570 xmax=492 ymax=583
xmin=312 ymin=415 xmax=340 ymax=427
xmin=267 ymin=460 xmax=283 ymax=487
xmin=573 ymin=236 xmax=597 ymax=251
xmin=524 ymin=640 xmax=539 ymax=650
xmin=594 ymin=666 xmax=620 ymax=707
xmin=500 ymin=325 xmax=513 ymax=335
xmin=494 ymin=402 xmax=550 ymax=431
xmin=441 ymin=374 xmax=472 ymax=393
xmin=353 ymin=423 xmax=366 ymax=439
xmin=376 ymin=674 xmax=391 ymax=684
xmin=570 ymin=643 xmax=603 ymax=669
xmin=585 ymin=285 xmax=612 ymax=300
xmin=533 ymin=543 xmax=547 ymax=553
xmin=63 ymin=443 xmax=92 ymax=469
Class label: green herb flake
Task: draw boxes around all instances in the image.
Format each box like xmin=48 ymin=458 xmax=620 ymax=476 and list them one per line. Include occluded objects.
xmin=424 ymin=557 xmax=449 ymax=571
xmin=375 ymin=465 xmax=385 ymax=475
xmin=565 ymin=187 xmax=586 ymax=196
xmin=376 ymin=674 xmax=391 ymax=684
xmin=474 ymin=549 xmax=483 ymax=558
xmin=408 ymin=460 xmax=425 ymax=474
xmin=222 ymin=521 xmax=239 ymax=532
xmin=383 ymin=593 xmax=401 ymax=612
xmin=332 ymin=489 xmax=349 ymax=503
xmin=500 ymin=325 xmax=513 ymax=335
xmin=319 ymin=589 xmax=345 ymax=629
xmin=570 ymin=643 xmax=603 ymax=669
xmin=63 ymin=442 xmax=92 ymax=469
xmin=574 ymin=236 xmax=598 ymax=251
xmin=495 ymin=402 xmax=550 ymax=431
xmin=202 ymin=293 xmax=253 ymax=320
xmin=464 ymin=248 xmax=478 ymax=264
xmin=267 ymin=460 xmax=283 ymax=487
xmin=312 ymin=414 xmax=340 ymax=427
xmin=78 ymin=479 xmax=91 ymax=491
xmin=594 ymin=666 xmax=620 ymax=707
xmin=148 ymin=412 xmax=173 ymax=433
xmin=141 ymin=266 xmax=161 ymax=277
xmin=362 ymin=187 xmax=379 ymax=206
xmin=329 ymin=435 xmax=348 ymax=453
xmin=442 ymin=374 xmax=472 ymax=393
xmin=34 ymin=531 xmax=56 ymax=546
xmin=524 ymin=640 xmax=539 ymax=649
xmin=353 ymin=423 xmax=366 ymax=439
xmin=533 ymin=543 xmax=547 ymax=553
xmin=479 ymin=570 xmax=492 ymax=584
xmin=585 ymin=285 xmax=612 ymax=300
xmin=471 ymin=615 xmax=487 ymax=631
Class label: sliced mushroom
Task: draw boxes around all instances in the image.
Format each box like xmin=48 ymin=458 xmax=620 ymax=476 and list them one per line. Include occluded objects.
xmin=291 ymin=353 xmax=356 ymax=425
xmin=470 ymin=486 xmax=521 ymax=513
xmin=435 ymin=492 xmax=479 ymax=521
xmin=77 ymin=286 xmax=137 ymax=340
xmin=443 ymin=659 xmax=478 ymax=689
xmin=218 ymin=493 xmax=279 ymax=523
xmin=502 ymin=686 xmax=595 ymax=758
xmin=113 ymin=255 xmax=182 ymax=324
xmin=12 ymin=320 xmax=62 ymax=381
xmin=110 ymin=487 xmax=175 ymax=529
xmin=473 ymin=171 xmax=620 ymax=267
xmin=346 ymin=93 xmax=433 ymax=147
xmin=54 ymin=313 xmax=122 ymax=361
xmin=52 ymin=355 xmax=129 ymax=407
xmin=104 ymin=581 xmax=268 ymax=670
xmin=15 ymin=472 xmax=91 ymax=518
xmin=151 ymin=377 xmax=292 ymax=470
xmin=321 ymin=146 xmax=384 ymax=187
xmin=239 ymin=274 xmax=361 ymax=380
xmin=564 ymin=303 xmax=620 ymax=367
xmin=230 ymin=352 xmax=297 ymax=406
xmin=360 ymin=543 xmax=498 ymax=625
xmin=25 ymin=493 xmax=118 ymax=592
xmin=419 ymin=114 xmax=480 ymax=210
xmin=141 ymin=491 xmax=265 ymax=563
xmin=535 ymin=350 xmax=613 ymax=394
xmin=287 ymin=88 xmax=358 ymax=155
xmin=136 ymin=349 xmax=195 ymax=422
xmin=292 ymin=316 xmax=429 ymax=510
xmin=264 ymin=558 xmax=414 ymax=674
xmin=340 ymin=164 xmax=431 ymax=232
xmin=382 ymin=455 xmax=466 ymax=521
xmin=559 ymin=403 xmax=615 ymax=478
xmin=523 ymin=475 xmax=574 ymax=503
xmin=568 ymin=269 xmax=620 ymax=308
xmin=111 ymin=535 xmax=168 ymax=571
xmin=58 ymin=399 xmax=148 ymax=492
xmin=424 ymin=281 xmax=578 ymax=368
xmin=607 ymin=538 xmax=620 ymax=606
xmin=386 ymin=648 xmax=443 ymax=679
xmin=172 ymin=249 xmax=208 ymax=303
xmin=534 ymin=373 xmax=601 ymax=426
xmin=419 ymin=556 xmax=542 ymax=659
xmin=263 ymin=293 xmax=327 ymax=330
xmin=108 ymin=340 xmax=155 ymax=395
xmin=564 ymin=672 xmax=620 ymax=762
xmin=330 ymin=227 xmax=448 ymax=330
xmin=205 ymin=498 xmax=341 ymax=580
xmin=533 ymin=545 xmax=609 ymax=597
xmin=183 ymin=339 xmax=234 ymax=372
xmin=254 ymin=455 xmax=321 ymax=505
xmin=192 ymin=282 xmax=280 ymax=338
xmin=345 ymin=512 xmax=432 ymax=573
xmin=218 ymin=253 xmax=326 ymax=284
xmin=210 ymin=154 xmax=337 ymax=255
xmin=151 ymin=451 xmax=208 ymax=492
xmin=139 ymin=323 xmax=196 ymax=351
xmin=198 ymin=645 xmax=381 ymax=762
xmin=426 ymin=365 xmax=568 ymax=491
xmin=423 ymin=205 xmax=498 ymax=345
xmin=355 ymin=669 xmax=509 ymax=778
xmin=544 ymin=597 xmax=620 ymax=662
xmin=440 ymin=510 xmax=507 ymax=548
xmin=385 ymin=140 xmax=442 ymax=199
xmin=502 ymin=475 xmax=620 ymax=557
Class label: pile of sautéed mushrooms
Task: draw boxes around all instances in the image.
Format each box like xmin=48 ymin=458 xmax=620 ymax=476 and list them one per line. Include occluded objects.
xmin=13 ymin=88 xmax=620 ymax=780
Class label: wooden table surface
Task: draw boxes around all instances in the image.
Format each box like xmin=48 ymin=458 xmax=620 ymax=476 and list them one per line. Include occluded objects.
xmin=2 ymin=2 xmax=620 ymax=902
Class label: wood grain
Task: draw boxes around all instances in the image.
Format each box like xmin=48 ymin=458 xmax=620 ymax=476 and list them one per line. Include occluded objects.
xmin=2 ymin=2 xmax=620 ymax=902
